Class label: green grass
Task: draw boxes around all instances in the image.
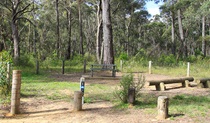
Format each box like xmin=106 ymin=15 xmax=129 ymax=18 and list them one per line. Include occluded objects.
xmin=114 ymin=93 xmax=210 ymax=119
xmin=120 ymin=59 xmax=210 ymax=78
xmin=170 ymin=95 xmax=210 ymax=118
xmin=20 ymin=70 xmax=116 ymax=102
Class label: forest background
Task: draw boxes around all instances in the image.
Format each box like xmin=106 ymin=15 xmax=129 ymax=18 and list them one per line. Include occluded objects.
xmin=0 ymin=0 xmax=210 ymax=69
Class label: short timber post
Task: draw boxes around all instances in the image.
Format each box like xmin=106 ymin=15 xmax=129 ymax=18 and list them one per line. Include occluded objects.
xmin=157 ymin=96 xmax=169 ymax=120
xmin=187 ymin=62 xmax=190 ymax=77
xmin=127 ymin=88 xmax=135 ymax=105
xmin=74 ymin=91 xmax=83 ymax=111
xmin=11 ymin=70 xmax=22 ymax=115
xmin=149 ymin=61 xmax=152 ymax=74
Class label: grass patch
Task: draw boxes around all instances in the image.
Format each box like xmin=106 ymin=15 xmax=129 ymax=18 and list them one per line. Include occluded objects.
xmin=113 ymin=93 xmax=210 ymax=119
xmin=170 ymin=95 xmax=210 ymax=118
xmin=20 ymin=71 xmax=117 ymax=102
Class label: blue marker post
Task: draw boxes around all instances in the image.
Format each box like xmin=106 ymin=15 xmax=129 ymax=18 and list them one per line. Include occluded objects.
xmin=80 ymin=77 xmax=85 ymax=104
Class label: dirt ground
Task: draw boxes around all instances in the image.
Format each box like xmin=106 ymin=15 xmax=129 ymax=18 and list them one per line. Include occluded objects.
xmin=0 ymin=71 xmax=210 ymax=123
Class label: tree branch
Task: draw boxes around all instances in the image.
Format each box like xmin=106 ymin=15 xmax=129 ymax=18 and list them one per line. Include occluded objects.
xmin=112 ymin=2 xmax=121 ymax=15
xmin=0 ymin=2 xmax=12 ymax=12
xmin=12 ymin=3 xmax=31 ymax=21
xmin=16 ymin=17 xmax=36 ymax=27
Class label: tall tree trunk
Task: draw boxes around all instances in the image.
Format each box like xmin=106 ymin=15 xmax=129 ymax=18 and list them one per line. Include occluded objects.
xmin=170 ymin=10 xmax=176 ymax=55
xmin=102 ymin=0 xmax=114 ymax=64
xmin=66 ymin=2 xmax=72 ymax=60
xmin=56 ymin=0 xmax=60 ymax=57
xmin=65 ymin=1 xmax=72 ymax=59
xmin=78 ymin=0 xmax=84 ymax=55
xmin=96 ymin=0 xmax=103 ymax=64
xmin=202 ymin=16 xmax=206 ymax=57
xmin=177 ymin=9 xmax=187 ymax=58
xmin=12 ymin=0 xmax=20 ymax=62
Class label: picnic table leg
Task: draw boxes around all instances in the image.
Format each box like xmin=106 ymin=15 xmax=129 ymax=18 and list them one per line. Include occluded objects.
xmin=203 ymin=81 xmax=210 ymax=88
xmin=112 ymin=66 xmax=116 ymax=77
xmin=91 ymin=65 xmax=93 ymax=77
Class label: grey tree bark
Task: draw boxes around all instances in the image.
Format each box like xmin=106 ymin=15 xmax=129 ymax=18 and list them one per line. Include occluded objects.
xmin=96 ymin=0 xmax=103 ymax=64
xmin=55 ymin=0 xmax=60 ymax=57
xmin=78 ymin=0 xmax=84 ymax=55
xmin=177 ymin=8 xmax=187 ymax=57
xmin=102 ymin=0 xmax=114 ymax=64
xmin=12 ymin=0 xmax=20 ymax=62
xmin=202 ymin=16 xmax=206 ymax=57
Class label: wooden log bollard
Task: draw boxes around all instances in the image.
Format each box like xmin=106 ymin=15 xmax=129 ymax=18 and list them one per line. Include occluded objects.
xmin=74 ymin=91 xmax=83 ymax=111
xmin=157 ymin=96 xmax=169 ymax=120
xmin=127 ymin=88 xmax=135 ymax=105
xmin=11 ymin=70 xmax=22 ymax=115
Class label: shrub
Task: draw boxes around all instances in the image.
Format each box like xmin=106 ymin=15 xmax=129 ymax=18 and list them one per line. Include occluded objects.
xmin=119 ymin=52 xmax=128 ymax=61
xmin=115 ymin=73 xmax=145 ymax=103
xmin=15 ymin=54 xmax=35 ymax=67
xmin=0 ymin=51 xmax=12 ymax=97
xmin=158 ymin=54 xmax=176 ymax=66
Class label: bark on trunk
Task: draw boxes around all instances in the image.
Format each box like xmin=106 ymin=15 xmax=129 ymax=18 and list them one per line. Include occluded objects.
xmin=96 ymin=0 xmax=103 ymax=64
xmin=102 ymin=0 xmax=114 ymax=64
xmin=202 ymin=16 xmax=206 ymax=57
xmin=66 ymin=3 xmax=72 ymax=60
xmin=177 ymin=9 xmax=187 ymax=57
xmin=56 ymin=0 xmax=60 ymax=57
xmin=12 ymin=18 xmax=20 ymax=61
xmin=78 ymin=0 xmax=84 ymax=55
xmin=170 ymin=11 xmax=176 ymax=55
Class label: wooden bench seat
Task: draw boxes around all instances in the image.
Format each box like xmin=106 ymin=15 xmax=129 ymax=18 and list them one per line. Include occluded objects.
xmin=90 ymin=64 xmax=116 ymax=77
xmin=147 ymin=77 xmax=194 ymax=91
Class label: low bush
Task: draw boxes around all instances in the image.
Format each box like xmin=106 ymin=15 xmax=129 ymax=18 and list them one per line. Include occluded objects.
xmin=115 ymin=73 xmax=145 ymax=103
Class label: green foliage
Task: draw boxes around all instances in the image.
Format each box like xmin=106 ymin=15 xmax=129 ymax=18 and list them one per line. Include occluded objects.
xmin=84 ymin=52 xmax=96 ymax=62
xmin=0 ymin=51 xmax=12 ymax=63
xmin=119 ymin=52 xmax=128 ymax=61
xmin=157 ymin=54 xmax=177 ymax=66
xmin=0 ymin=62 xmax=11 ymax=96
xmin=15 ymin=54 xmax=36 ymax=67
xmin=115 ymin=74 xmax=145 ymax=103
xmin=0 ymin=51 xmax=12 ymax=97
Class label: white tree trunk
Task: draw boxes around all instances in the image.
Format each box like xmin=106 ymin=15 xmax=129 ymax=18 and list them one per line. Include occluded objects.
xmin=96 ymin=0 xmax=103 ymax=64
xmin=202 ymin=16 xmax=206 ymax=57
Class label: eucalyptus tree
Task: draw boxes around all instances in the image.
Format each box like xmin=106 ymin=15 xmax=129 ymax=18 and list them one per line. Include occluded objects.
xmin=60 ymin=0 xmax=76 ymax=60
xmin=0 ymin=6 xmax=11 ymax=51
xmin=55 ymin=0 xmax=60 ymax=57
xmin=181 ymin=0 xmax=210 ymax=57
xmin=0 ymin=0 xmax=35 ymax=62
xmin=77 ymin=0 xmax=84 ymax=55
xmin=102 ymin=0 xmax=114 ymax=64
xmin=160 ymin=0 xmax=177 ymax=55
xmin=96 ymin=0 xmax=103 ymax=64
xmin=110 ymin=0 xmax=149 ymax=56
